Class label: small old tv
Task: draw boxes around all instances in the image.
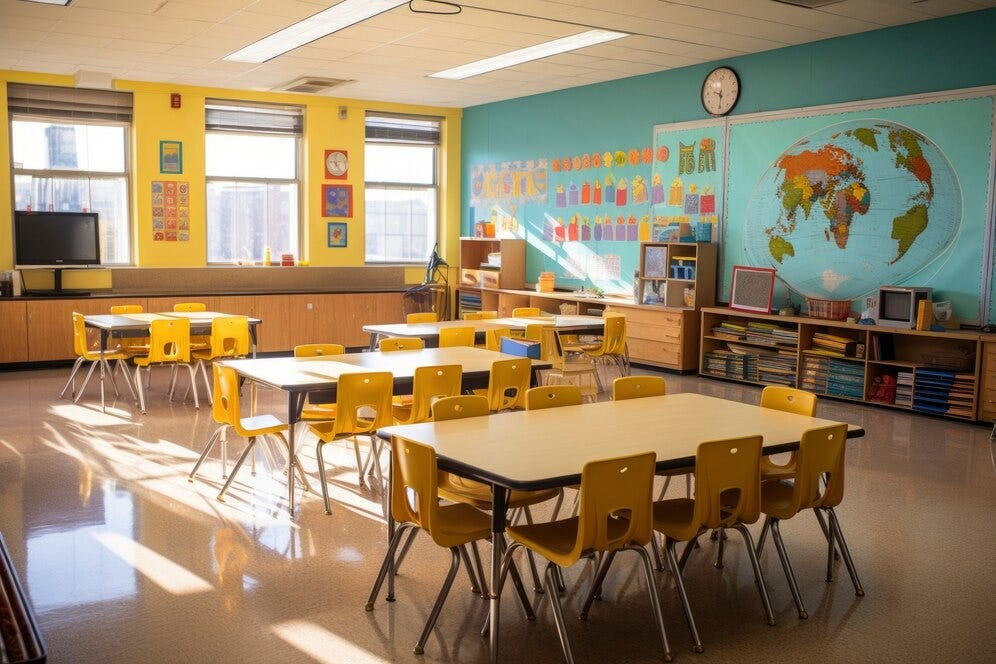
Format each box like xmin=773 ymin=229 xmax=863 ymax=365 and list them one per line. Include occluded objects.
xmin=876 ymin=286 xmax=931 ymax=329
xmin=13 ymin=210 xmax=102 ymax=294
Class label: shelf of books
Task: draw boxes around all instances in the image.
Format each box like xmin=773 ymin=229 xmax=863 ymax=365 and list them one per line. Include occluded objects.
xmin=700 ymin=307 xmax=984 ymax=422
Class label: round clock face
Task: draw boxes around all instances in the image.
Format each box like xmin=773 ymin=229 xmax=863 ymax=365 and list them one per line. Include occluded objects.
xmin=701 ymin=66 xmax=740 ymax=116
xmin=325 ymin=150 xmax=348 ymax=177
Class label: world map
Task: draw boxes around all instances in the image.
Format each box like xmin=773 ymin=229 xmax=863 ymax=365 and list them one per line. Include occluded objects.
xmin=743 ymin=119 xmax=961 ymax=301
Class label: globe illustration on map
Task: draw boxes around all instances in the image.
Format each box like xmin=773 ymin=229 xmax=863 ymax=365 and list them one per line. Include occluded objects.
xmin=742 ymin=119 xmax=961 ymax=301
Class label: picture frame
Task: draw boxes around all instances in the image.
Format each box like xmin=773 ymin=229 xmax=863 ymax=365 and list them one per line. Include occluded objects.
xmin=327 ymin=222 xmax=347 ymax=248
xmin=322 ymin=183 xmax=352 ymax=218
xmin=159 ymin=140 xmax=182 ymax=174
xmin=729 ymin=265 xmax=776 ymax=314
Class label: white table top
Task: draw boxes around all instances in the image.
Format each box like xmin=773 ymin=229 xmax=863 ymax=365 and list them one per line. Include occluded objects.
xmin=362 ymin=314 xmax=605 ymax=338
xmin=380 ymin=393 xmax=863 ymax=491
xmin=85 ymin=311 xmax=261 ymax=330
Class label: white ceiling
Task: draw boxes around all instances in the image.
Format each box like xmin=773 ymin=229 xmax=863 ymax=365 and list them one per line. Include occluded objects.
xmin=0 ymin=0 xmax=993 ymax=108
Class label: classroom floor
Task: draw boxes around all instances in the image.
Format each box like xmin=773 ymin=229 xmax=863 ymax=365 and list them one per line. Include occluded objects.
xmin=1 ymin=363 xmax=994 ymax=664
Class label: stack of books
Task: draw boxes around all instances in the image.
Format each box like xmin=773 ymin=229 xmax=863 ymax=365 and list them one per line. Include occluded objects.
xmin=710 ymin=321 xmax=746 ymax=341
xmin=826 ymin=358 xmax=865 ymax=398
xmin=912 ymin=368 xmax=976 ymax=419
xmin=895 ymin=371 xmax=914 ymax=407
xmin=810 ymin=331 xmax=857 ymax=357
xmin=800 ymin=354 xmax=830 ymax=393
xmin=757 ymin=352 xmax=798 ymax=386
xmin=702 ymin=349 xmax=758 ymax=381
xmin=459 ymin=291 xmax=482 ymax=313
xmin=745 ymin=321 xmax=798 ymax=347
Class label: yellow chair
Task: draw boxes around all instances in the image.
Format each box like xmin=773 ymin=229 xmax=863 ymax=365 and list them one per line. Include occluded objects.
xmin=60 ymin=312 xmax=136 ymax=403
xmin=652 ymin=435 xmax=775 ymax=653
xmin=524 ymin=384 xmax=582 ymax=410
xmin=293 ymin=344 xmax=346 ymax=421
xmin=437 ymin=325 xmax=475 ymax=348
xmin=759 ymin=386 xmax=818 ymax=481
xmin=405 ymin=312 xmax=438 ymax=323
xmin=757 ymin=423 xmax=863 ymax=619
xmin=188 ymin=364 xmax=312 ymax=500
xmin=483 ymin=326 xmax=512 ymax=351
xmin=482 ymin=358 xmax=531 ymax=411
xmin=379 ymin=337 xmax=424 ymax=352
xmin=364 ymin=437 xmax=500 ymax=656
xmin=308 ymin=371 xmax=394 ymax=513
xmin=529 ymin=324 xmax=599 ymax=402
xmin=172 ymin=302 xmax=210 ymax=349
xmin=612 ymin=375 xmax=666 ymax=400
xmin=190 ymin=316 xmax=250 ymax=404
xmin=497 ymin=451 xmax=671 ymax=664
xmin=512 ymin=307 xmax=542 ymax=318
xmin=563 ymin=312 xmax=630 ymax=387
xmin=393 ymin=364 xmax=463 ymax=424
xmin=109 ymin=305 xmax=150 ymax=358
xmin=462 ymin=310 xmax=498 ymax=320
xmin=109 ymin=304 xmax=143 ymax=314
xmin=131 ymin=317 xmax=199 ymax=414
xmin=173 ymin=302 xmax=206 ymax=312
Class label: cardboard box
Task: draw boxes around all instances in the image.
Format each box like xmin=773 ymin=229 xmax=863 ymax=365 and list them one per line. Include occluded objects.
xmin=480 ymin=270 xmax=500 ymax=289
xmin=461 ymin=268 xmax=482 ymax=286
xmin=500 ymin=336 xmax=541 ymax=359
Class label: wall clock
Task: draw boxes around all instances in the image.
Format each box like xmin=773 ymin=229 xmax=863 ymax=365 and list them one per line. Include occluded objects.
xmin=701 ymin=66 xmax=740 ymax=116
xmin=324 ymin=149 xmax=348 ymax=179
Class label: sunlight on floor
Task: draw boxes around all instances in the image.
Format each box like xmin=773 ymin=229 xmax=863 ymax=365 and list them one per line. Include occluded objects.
xmin=93 ymin=531 xmax=214 ymax=595
xmin=271 ymin=619 xmax=388 ymax=664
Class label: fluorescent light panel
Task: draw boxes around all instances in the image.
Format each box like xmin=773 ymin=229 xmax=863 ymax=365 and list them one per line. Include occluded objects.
xmin=19 ymin=0 xmax=71 ymax=5
xmin=429 ymin=29 xmax=629 ymax=80
xmin=225 ymin=0 xmax=408 ymax=64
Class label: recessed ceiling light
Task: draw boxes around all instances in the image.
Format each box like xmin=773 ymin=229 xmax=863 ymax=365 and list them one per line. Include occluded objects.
xmin=225 ymin=0 xmax=408 ymax=64
xmin=19 ymin=0 xmax=72 ymax=5
xmin=429 ymin=29 xmax=629 ymax=80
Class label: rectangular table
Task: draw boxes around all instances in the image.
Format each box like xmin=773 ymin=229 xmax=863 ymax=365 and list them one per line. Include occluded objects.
xmin=363 ymin=314 xmax=605 ymax=350
xmin=378 ymin=392 xmax=864 ymax=663
xmin=221 ymin=346 xmax=552 ymax=515
xmin=83 ymin=311 xmax=262 ymax=412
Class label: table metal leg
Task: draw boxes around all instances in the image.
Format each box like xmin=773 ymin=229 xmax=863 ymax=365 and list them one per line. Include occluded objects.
xmin=489 ymin=486 xmax=509 ymax=663
xmin=99 ymin=329 xmax=108 ymax=413
xmin=286 ymin=391 xmax=306 ymax=515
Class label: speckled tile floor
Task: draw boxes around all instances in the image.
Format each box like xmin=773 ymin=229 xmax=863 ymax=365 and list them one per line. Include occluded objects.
xmin=1 ymin=363 xmax=994 ymax=663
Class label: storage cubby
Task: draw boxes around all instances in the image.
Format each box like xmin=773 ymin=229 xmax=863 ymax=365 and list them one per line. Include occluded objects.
xmin=638 ymin=242 xmax=716 ymax=309
xmin=457 ymin=237 xmax=525 ymax=317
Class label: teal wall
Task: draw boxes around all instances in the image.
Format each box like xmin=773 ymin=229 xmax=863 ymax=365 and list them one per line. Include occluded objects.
xmin=461 ymin=8 xmax=996 ymax=315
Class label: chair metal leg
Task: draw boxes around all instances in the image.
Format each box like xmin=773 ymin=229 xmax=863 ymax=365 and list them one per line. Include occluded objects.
xmin=316 ymin=441 xmax=333 ymax=514
xmin=580 ymin=549 xmax=616 ymax=618
xmin=543 ymin=562 xmax=576 ymax=664
xmin=188 ymin=424 xmax=228 ymax=481
xmin=134 ymin=365 xmax=148 ymax=414
xmin=458 ymin=545 xmax=481 ymax=595
xmin=413 ymin=546 xmax=462 ymax=655
xmin=352 ymin=436 xmax=368 ymax=489
xmin=269 ymin=432 xmax=313 ymax=494
xmin=217 ymin=436 xmax=256 ymax=501
xmin=757 ymin=516 xmax=772 ymax=555
xmin=115 ymin=359 xmax=137 ymax=400
xmin=60 ymin=356 xmax=86 ymax=398
xmin=769 ymin=518 xmax=808 ymax=619
xmin=665 ymin=538 xmax=703 ymax=653
xmin=632 ymin=544 xmax=673 ymax=662
xmin=826 ymin=507 xmax=864 ymax=596
xmin=366 ymin=522 xmax=414 ymax=609
xmin=470 ymin=541 xmax=489 ymax=599
xmin=393 ymin=527 xmax=421 ymax=572
xmin=731 ymin=523 xmax=776 ymax=626
xmin=72 ymin=360 xmax=100 ymax=403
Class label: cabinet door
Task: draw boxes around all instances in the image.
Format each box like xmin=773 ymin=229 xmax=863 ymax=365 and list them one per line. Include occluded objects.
xmin=253 ymin=294 xmax=320 ymax=352
xmin=26 ymin=297 xmax=150 ymax=361
xmin=315 ymin=292 xmax=404 ymax=348
xmin=0 ymin=301 xmax=28 ymax=363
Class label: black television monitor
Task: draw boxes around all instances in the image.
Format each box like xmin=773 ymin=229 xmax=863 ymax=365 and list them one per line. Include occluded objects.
xmin=14 ymin=210 xmax=101 ymax=268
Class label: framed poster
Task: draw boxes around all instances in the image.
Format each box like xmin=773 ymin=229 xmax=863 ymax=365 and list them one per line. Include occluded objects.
xmin=322 ymin=184 xmax=352 ymax=218
xmin=729 ymin=265 xmax=775 ymax=314
xmin=327 ymin=222 xmax=347 ymax=248
xmin=159 ymin=140 xmax=182 ymax=174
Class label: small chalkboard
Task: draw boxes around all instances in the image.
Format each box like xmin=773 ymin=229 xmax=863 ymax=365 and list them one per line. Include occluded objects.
xmin=729 ymin=265 xmax=775 ymax=314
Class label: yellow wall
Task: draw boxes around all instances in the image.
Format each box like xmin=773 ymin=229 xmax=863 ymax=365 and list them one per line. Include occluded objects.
xmin=0 ymin=70 xmax=462 ymax=278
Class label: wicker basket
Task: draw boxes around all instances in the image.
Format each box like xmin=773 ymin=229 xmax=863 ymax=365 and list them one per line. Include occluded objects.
xmin=805 ymin=297 xmax=852 ymax=321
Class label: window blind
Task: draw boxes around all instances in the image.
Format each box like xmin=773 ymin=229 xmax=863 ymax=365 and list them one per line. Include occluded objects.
xmin=205 ymin=100 xmax=303 ymax=135
xmin=7 ymin=83 xmax=133 ymax=122
xmin=366 ymin=114 xmax=440 ymax=144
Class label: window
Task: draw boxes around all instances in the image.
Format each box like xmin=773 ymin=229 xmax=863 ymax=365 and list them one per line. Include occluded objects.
xmin=205 ymin=101 xmax=302 ymax=264
xmin=365 ymin=114 xmax=440 ymax=263
xmin=9 ymin=84 xmax=133 ymax=264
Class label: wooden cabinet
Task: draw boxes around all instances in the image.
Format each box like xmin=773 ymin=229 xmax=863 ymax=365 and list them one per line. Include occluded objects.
xmin=700 ymin=306 xmax=985 ymax=421
xmin=606 ymin=304 xmax=699 ymax=372
xmin=0 ymin=301 xmax=28 ymax=363
xmin=637 ymin=242 xmax=716 ymax=308
xmin=457 ymin=237 xmax=525 ymax=317
xmin=25 ymin=297 xmax=150 ymax=361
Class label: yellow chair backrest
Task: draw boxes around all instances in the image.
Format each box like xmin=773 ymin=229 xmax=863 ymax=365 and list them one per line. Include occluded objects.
xmin=208 ymin=316 xmax=250 ymax=359
xmin=174 ymin=302 xmax=207 ymax=312
xmin=612 ymin=375 xmax=666 ymax=400
xmin=110 ymin=304 xmax=143 ymax=314
xmin=512 ymin=307 xmax=542 ymax=318
xmin=431 ymin=395 xmax=490 ymax=421
xmin=487 ymin=358 xmax=531 ymax=411
xmin=788 ymin=423 xmax=849 ymax=511
xmin=379 ymin=337 xmax=424 ymax=352
xmin=525 ymin=385 xmax=583 ymax=410
xmin=212 ymin=363 xmax=241 ymax=429
xmin=760 ymin=385 xmax=817 ymax=416
xmin=294 ymin=343 xmax=345 ymax=357
xmin=463 ymin=311 xmax=498 ymax=320
xmin=683 ymin=435 xmax=762 ymax=538
xmin=592 ymin=313 xmax=627 ymax=357
xmin=402 ymin=365 xmax=464 ymax=424
xmin=144 ymin=318 xmax=191 ymax=363
xmin=575 ymin=452 xmax=657 ymax=555
xmin=438 ymin=326 xmax=475 ymax=348
xmin=327 ymin=372 xmax=395 ymax=436
xmin=484 ymin=327 xmax=512 ymax=352
xmin=406 ymin=312 xmax=438 ymax=323
xmin=71 ymin=312 xmax=97 ymax=357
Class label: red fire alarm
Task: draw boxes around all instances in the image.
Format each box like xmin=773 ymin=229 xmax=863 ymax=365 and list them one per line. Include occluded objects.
xmin=170 ymin=93 xmax=181 ymax=109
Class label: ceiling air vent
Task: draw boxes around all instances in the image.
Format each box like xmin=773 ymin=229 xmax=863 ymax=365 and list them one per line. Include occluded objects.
xmin=771 ymin=0 xmax=845 ymax=7
xmin=277 ymin=77 xmax=351 ymax=94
